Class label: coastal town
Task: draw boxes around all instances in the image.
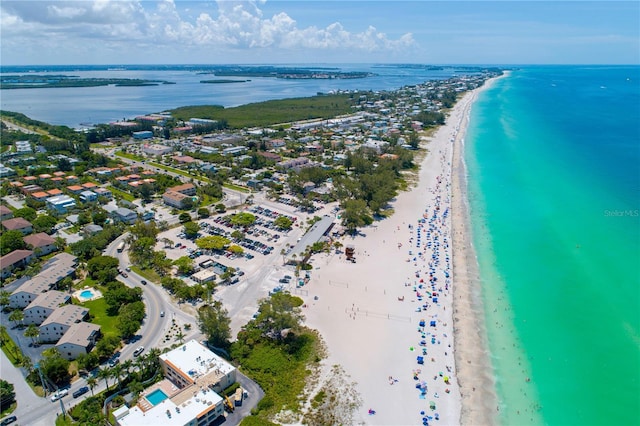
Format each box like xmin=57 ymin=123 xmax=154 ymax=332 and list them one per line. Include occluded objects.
xmin=0 ymin=70 xmax=500 ymax=426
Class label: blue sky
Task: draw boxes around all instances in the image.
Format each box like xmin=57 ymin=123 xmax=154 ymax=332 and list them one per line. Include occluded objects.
xmin=1 ymin=1 xmax=638 ymax=65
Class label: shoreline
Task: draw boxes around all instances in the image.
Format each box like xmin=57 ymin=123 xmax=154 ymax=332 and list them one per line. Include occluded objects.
xmin=451 ymin=73 xmax=509 ymax=425
xmin=301 ymin=77 xmax=501 ymax=425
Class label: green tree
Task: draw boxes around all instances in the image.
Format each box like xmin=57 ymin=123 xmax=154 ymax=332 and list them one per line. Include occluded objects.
xmin=96 ymin=335 xmax=121 ymax=359
xmin=24 ymin=324 xmax=40 ymax=345
xmin=32 ymin=214 xmax=57 ymax=233
xmin=97 ymin=367 xmax=112 ymax=391
xmin=8 ymin=310 xmax=24 ymax=328
xmin=228 ymin=245 xmax=244 ymax=255
xmin=229 ymin=212 xmax=256 ymax=227
xmin=0 ymin=379 xmax=16 ymax=412
xmin=0 ymin=291 xmax=10 ymax=312
xmin=173 ymin=256 xmax=195 ymax=275
xmin=341 ymin=199 xmax=372 ymax=234
xmin=76 ymin=352 xmax=99 ymax=373
xmin=197 ymin=207 xmax=210 ymax=218
xmin=0 ymin=230 xmax=25 ymax=256
xmin=197 ymin=301 xmax=232 ymax=349
xmin=40 ymin=348 xmax=70 ymax=384
xmin=86 ymin=255 xmax=119 ymax=284
xmin=86 ymin=376 xmax=97 ymax=397
xmin=116 ymin=301 xmax=145 ymax=339
xmin=92 ymin=209 xmax=108 ymax=227
xmin=13 ymin=207 xmax=37 ymax=221
xmin=254 ymin=293 xmax=305 ymax=341
xmin=273 ymin=215 xmax=293 ymax=230
xmin=195 ymin=235 xmax=230 ymax=251
xmin=183 ymin=221 xmax=200 ymax=239
xmin=178 ymin=212 xmax=192 ymax=223
xmin=214 ymin=203 xmax=226 ymax=213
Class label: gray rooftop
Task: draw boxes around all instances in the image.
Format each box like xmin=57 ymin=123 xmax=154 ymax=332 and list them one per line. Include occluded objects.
xmin=288 ymin=215 xmax=335 ymax=260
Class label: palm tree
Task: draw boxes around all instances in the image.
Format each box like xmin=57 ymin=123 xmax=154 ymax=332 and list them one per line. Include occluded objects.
xmin=127 ymin=379 xmax=144 ymax=398
xmin=24 ymin=324 xmax=39 ymax=345
xmin=122 ymin=359 xmax=133 ymax=376
xmin=97 ymin=367 xmax=111 ymax=391
xmin=111 ymin=363 xmax=124 ymax=389
xmin=175 ymin=331 xmax=185 ymax=344
xmin=87 ymin=376 xmax=97 ymax=397
xmin=21 ymin=355 xmax=33 ymax=374
xmin=0 ymin=291 xmax=10 ymax=312
xmin=8 ymin=309 xmax=24 ymax=328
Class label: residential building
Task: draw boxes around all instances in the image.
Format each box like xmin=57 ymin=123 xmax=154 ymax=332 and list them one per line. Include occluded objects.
xmin=2 ymin=217 xmax=33 ymax=235
xmin=39 ymin=305 xmax=89 ymax=343
xmin=23 ymin=290 xmax=70 ymax=325
xmin=277 ymin=157 xmax=310 ymax=171
xmin=115 ymin=340 xmax=233 ymax=426
xmin=8 ymin=253 xmax=77 ymax=308
xmin=83 ymin=224 xmax=104 ymax=236
xmin=111 ymin=208 xmax=138 ymax=225
xmin=24 ymin=232 xmax=57 ymax=257
xmin=0 ymin=164 xmax=16 ymax=177
xmin=222 ymin=146 xmax=246 ymax=156
xmin=162 ymin=191 xmax=190 ymax=209
xmin=168 ymin=183 xmax=196 ymax=196
xmin=79 ymin=190 xmax=98 ymax=203
xmin=93 ymin=187 xmax=113 ymax=199
xmin=0 ymin=250 xmax=34 ymax=280
xmin=0 ymin=205 xmax=13 ymax=221
xmin=46 ymin=195 xmax=77 ymax=213
xmin=142 ymin=143 xmax=172 ymax=155
xmin=56 ymin=322 xmax=101 ymax=360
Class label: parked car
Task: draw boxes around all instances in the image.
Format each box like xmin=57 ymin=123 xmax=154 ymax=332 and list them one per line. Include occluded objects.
xmin=160 ymin=311 xmax=165 ymax=317
xmin=73 ymin=386 xmax=89 ymax=398
xmin=141 ymin=280 xmax=147 ymax=285
xmin=50 ymin=388 xmax=69 ymax=402
xmin=120 ymin=272 xmax=128 ymax=278
xmin=0 ymin=416 xmax=17 ymax=425
xmin=133 ymin=346 xmax=145 ymax=357
xmin=125 ymin=266 xmax=131 ymax=272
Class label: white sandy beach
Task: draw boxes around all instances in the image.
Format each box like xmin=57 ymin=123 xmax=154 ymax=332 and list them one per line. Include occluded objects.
xmin=301 ymin=82 xmax=497 ymax=425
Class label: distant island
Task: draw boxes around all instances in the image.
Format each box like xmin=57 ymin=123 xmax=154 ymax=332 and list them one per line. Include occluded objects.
xmin=200 ymin=79 xmax=251 ymax=84
xmin=0 ymin=74 xmax=175 ymax=89
xmin=198 ymin=65 xmax=373 ymax=79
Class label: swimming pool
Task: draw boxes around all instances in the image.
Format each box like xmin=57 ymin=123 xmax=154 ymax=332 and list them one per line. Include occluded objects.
xmin=146 ymin=389 xmax=169 ymax=406
xmin=80 ymin=290 xmax=94 ymax=299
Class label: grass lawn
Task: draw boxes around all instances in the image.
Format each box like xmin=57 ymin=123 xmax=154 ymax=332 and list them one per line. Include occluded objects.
xmin=107 ymin=185 xmax=135 ymax=202
xmin=223 ymin=183 xmax=250 ymax=193
xmin=81 ymin=297 xmax=119 ymax=338
xmin=149 ymin=162 xmax=211 ymax=183
xmin=115 ymin=151 xmax=144 ymax=162
xmin=0 ymin=401 xmax=16 ymax=418
xmin=0 ymin=328 xmax=23 ymax=366
xmin=129 ymin=266 xmax=161 ymax=284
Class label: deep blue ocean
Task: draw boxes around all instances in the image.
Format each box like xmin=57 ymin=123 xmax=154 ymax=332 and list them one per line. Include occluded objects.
xmin=466 ymin=66 xmax=640 ymax=425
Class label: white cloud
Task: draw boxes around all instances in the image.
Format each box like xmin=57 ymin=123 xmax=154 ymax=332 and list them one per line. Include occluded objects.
xmin=1 ymin=0 xmax=415 ymax=62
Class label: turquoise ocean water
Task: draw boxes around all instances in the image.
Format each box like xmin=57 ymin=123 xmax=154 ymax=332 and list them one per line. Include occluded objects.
xmin=466 ymin=66 xmax=640 ymax=425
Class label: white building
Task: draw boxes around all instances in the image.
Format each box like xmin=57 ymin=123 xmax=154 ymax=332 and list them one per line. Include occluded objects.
xmin=46 ymin=195 xmax=77 ymax=214
xmin=23 ymin=290 xmax=70 ymax=325
xmin=39 ymin=305 xmax=89 ymax=343
xmin=142 ymin=143 xmax=172 ymax=156
xmin=116 ymin=340 xmax=234 ymax=426
xmin=56 ymin=322 xmax=101 ymax=360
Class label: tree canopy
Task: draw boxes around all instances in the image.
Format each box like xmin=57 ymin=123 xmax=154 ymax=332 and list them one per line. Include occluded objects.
xmin=197 ymin=301 xmax=231 ymax=349
xmin=195 ymin=235 xmax=230 ymax=251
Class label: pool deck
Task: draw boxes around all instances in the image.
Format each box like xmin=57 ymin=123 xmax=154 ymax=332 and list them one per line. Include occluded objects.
xmin=72 ymin=286 xmax=103 ymax=302
xmin=139 ymin=379 xmax=181 ymax=412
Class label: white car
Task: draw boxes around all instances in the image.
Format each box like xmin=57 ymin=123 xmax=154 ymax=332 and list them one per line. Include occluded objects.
xmin=50 ymin=389 xmax=69 ymax=402
xmin=133 ymin=346 xmax=145 ymax=357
